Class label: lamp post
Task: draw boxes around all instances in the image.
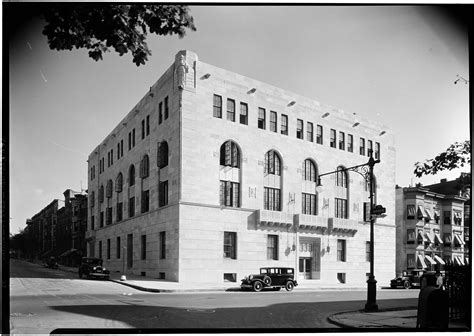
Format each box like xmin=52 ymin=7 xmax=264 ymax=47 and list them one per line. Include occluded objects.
xmin=317 ymin=151 xmax=381 ymax=312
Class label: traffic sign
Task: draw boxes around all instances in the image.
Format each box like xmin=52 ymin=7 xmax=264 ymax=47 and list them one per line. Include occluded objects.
xmin=371 ymin=205 xmax=386 ymax=215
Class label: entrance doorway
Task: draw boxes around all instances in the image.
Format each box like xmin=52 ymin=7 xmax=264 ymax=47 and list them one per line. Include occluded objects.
xmin=299 ymin=257 xmax=312 ymax=279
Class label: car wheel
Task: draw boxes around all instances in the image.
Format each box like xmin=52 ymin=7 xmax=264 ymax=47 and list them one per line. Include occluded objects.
xmin=263 ymin=276 xmax=272 ymax=286
xmin=403 ymin=280 xmax=411 ymax=289
xmin=285 ymin=281 xmax=294 ymax=292
xmin=253 ymin=281 xmax=263 ymax=292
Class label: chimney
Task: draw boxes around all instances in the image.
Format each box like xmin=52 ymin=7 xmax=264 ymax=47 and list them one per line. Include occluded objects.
xmin=440 ymin=178 xmax=447 ymax=183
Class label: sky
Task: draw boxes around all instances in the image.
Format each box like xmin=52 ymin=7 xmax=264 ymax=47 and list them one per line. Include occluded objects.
xmin=7 ymin=5 xmax=470 ymax=234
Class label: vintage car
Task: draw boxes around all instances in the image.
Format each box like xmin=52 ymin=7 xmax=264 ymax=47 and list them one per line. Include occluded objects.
xmin=78 ymin=257 xmax=110 ymax=280
xmin=241 ymin=267 xmax=298 ymax=292
xmin=390 ymin=269 xmax=424 ymax=289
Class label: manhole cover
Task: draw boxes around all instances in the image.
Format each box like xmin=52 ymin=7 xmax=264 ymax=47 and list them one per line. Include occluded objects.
xmin=186 ymin=308 xmax=216 ymax=313
xmin=10 ymin=312 xmax=35 ymax=317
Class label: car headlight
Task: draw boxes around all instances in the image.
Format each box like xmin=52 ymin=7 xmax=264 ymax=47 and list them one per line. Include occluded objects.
xmin=249 ymin=275 xmax=253 ymax=280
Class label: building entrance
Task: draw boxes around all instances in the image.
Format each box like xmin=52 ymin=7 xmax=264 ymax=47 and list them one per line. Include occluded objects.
xmin=298 ymin=237 xmax=321 ymax=280
xmin=299 ymin=257 xmax=312 ymax=279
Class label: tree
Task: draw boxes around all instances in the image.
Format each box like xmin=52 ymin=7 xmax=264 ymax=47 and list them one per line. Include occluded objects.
xmin=41 ymin=4 xmax=196 ymax=66
xmin=414 ymin=140 xmax=471 ymax=178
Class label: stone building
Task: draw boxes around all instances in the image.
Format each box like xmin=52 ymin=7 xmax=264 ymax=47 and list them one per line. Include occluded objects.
xmin=86 ymin=50 xmax=396 ymax=285
xmin=395 ymin=179 xmax=468 ymax=276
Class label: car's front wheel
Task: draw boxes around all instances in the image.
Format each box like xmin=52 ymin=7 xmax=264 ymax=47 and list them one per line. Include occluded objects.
xmin=285 ymin=281 xmax=295 ymax=291
xmin=253 ymin=281 xmax=263 ymax=292
xmin=403 ymin=280 xmax=411 ymax=289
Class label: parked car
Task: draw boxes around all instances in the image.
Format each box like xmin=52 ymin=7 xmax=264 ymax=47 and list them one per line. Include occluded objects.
xmin=78 ymin=257 xmax=110 ymax=280
xmin=241 ymin=267 xmax=298 ymax=292
xmin=45 ymin=256 xmax=59 ymax=269
xmin=390 ymin=269 xmax=425 ymax=289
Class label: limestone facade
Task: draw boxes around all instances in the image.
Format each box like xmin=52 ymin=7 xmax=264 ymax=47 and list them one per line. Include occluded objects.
xmin=87 ymin=50 xmax=396 ymax=285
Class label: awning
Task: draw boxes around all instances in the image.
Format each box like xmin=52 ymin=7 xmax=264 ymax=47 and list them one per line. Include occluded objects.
xmin=465 ymin=257 xmax=469 ymax=265
xmin=434 ymin=210 xmax=440 ymax=219
xmin=454 ymin=235 xmax=464 ymax=246
xmin=407 ymin=230 xmax=416 ymax=241
xmin=417 ymin=254 xmax=428 ymax=269
xmin=425 ymin=232 xmax=435 ymax=244
xmin=425 ymin=255 xmax=436 ymax=265
xmin=407 ymin=205 xmax=416 ymax=218
xmin=454 ymin=212 xmax=462 ymax=219
xmin=434 ymin=233 xmax=443 ymax=244
xmin=424 ymin=208 xmax=433 ymax=220
xmin=417 ymin=230 xmax=425 ymax=241
xmin=444 ymin=234 xmax=452 ymax=244
xmin=417 ymin=205 xmax=425 ymax=218
xmin=434 ymin=255 xmax=446 ymax=265
xmin=454 ymin=256 xmax=465 ymax=266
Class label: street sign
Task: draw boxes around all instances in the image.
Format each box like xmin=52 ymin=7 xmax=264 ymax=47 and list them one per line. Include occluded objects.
xmin=371 ymin=205 xmax=386 ymax=215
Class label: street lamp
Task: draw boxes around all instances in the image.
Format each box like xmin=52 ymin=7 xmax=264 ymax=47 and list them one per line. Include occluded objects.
xmin=317 ymin=151 xmax=381 ymax=312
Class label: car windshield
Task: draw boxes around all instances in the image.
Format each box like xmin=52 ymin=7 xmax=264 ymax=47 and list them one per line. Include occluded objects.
xmin=84 ymin=258 xmax=102 ymax=265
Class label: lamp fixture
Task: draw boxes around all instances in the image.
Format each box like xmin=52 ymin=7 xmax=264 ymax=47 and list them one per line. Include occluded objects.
xmin=322 ymin=112 xmax=330 ymax=118
xmin=248 ymin=88 xmax=257 ymax=94
xmin=353 ymin=122 xmax=360 ymax=127
xmin=379 ymin=131 xmax=386 ymax=136
xmin=201 ymin=73 xmax=211 ymax=79
xmin=454 ymin=74 xmax=469 ymax=85
xmin=288 ymin=100 xmax=296 ymax=106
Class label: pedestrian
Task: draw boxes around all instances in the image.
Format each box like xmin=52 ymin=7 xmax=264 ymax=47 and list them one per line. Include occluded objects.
xmin=435 ymin=271 xmax=444 ymax=289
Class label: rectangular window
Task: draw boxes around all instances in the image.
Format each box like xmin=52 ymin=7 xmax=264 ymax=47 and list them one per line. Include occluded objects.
xmin=213 ymin=94 xmax=222 ymax=118
xmin=100 ymin=211 xmax=104 ymax=227
xmin=258 ymin=108 xmax=266 ymax=129
xmin=375 ymin=142 xmax=380 ymax=160
xmin=240 ymin=102 xmax=248 ymax=125
xmin=281 ymin=114 xmax=288 ymax=135
xmin=120 ymin=140 xmax=123 ymax=157
xmin=368 ymin=140 xmax=373 ymax=157
xmin=307 ymin=122 xmax=314 ymax=142
xmin=91 ymin=215 xmax=94 ymax=230
xmin=348 ymin=134 xmax=353 ymax=152
xmin=407 ymin=205 xmax=415 ymax=219
xmin=142 ymin=119 xmax=145 ymax=139
xmin=159 ymin=181 xmax=169 ymax=207
xmin=335 ymin=198 xmax=348 ymax=219
xmin=219 ymin=181 xmax=240 ymax=207
xmin=264 ymin=187 xmax=281 ymax=211
xmin=146 ymin=115 xmax=150 ymax=135
xmin=164 ymin=96 xmax=169 ymax=119
xmin=116 ymin=202 xmax=123 ymax=222
xmin=117 ymin=143 xmax=120 ymax=160
xmin=407 ymin=254 xmax=416 ymax=269
xmin=360 ymin=138 xmax=365 ymax=156
xmin=337 ymin=273 xmax=346 ymax=283
xmin=141 ymin=235 xmax=146 ymax=260
xmin=99 ymin=240 xmax=102 ymax=259
xmin=316 ymin=125 xmax=323 ymax=144
xmin=132 ymin=128 xmax=135 ymax=147
xmin=267 ymin=235 xmax=279 ymax=260
xmin=107 ymin=239 xmax=111 ymax=259
xmin=407 ymin=229 xmax=416 ymax=244
xmin=339 ymin=131 xmax=345 ymax=150
xmin=141 ymin=190 xmax=149 ymax=213
xmin=226 ymin=98 xmax=235 ymax=122
xmin=117 ymin=236 xmax=121 ymax=259
xmin=302 ymin=193 xmax=317 ymax=215
xmin=224 ymin=231 xmax=237 ymax=259
xmin=106 ymin=207 xmax=112 ymax=225
xmin=224 ymin=273 xmax=237 ymax=282
xmin=365 ymin=241 xmax=371 ymax=262
xmin=159 ymin=231 xmax=166 ymax=259
xmin=296 ymin=119 xmax=304 ymax=139
xmin=330 ymin=129 xmax=336 ymax=148
xmin=159 ymin=102 xmax=163 ymax=124
xmin=337 ymin=239 xmax=346 ymax=262
xmin=129 ymin=197 xmax=135 ymax=217
xmin=270 ymin=111 xmax=277 ymax=132
xmin=444 ymin=211 xmax=451 ymax=225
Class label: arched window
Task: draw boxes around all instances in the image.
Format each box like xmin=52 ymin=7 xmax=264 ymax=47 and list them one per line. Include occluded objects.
xmin=220 ymin=141 xmax=240 ymax=168
xmin=106 ymin=179 xmax=113 ymax=198
xmin=129 ymin=165 xmax=135 ymax=186
xmin=157 ymin=141 xmax=169 ymax=169
xmin=335 ymin=166 xmax=349 ymax=219
xmin=302 ymin=159 xmax=318 ymax=215
xmin=99 ymin=185 xmax=104 ymax=203
xmin=302 ymin=159 xmax=317 ymax=182
xmin=219 ymin=141 xmax=241 ymax=207
xmin=140 ymin=155 xmax=150 ymax=178
xmin=263 ymin=150 xmax=282 ymax=211
xmin=115 ymin=173 xmax=123 ymax=192
xmin=336 ymin=166 xmax=348 ymax=187
xmin=264 ymin=150 xmax=281 ymax=176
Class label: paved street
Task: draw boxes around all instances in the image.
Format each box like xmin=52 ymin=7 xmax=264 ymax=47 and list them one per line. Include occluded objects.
xmin=10 ymin=259 xmax=418 ymax=333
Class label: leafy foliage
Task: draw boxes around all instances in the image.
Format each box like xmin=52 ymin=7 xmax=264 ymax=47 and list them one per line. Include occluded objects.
xmin=42 ymin=4 xmax=196 ymax=66
xmin=414 ymin=140 xmax=471 ymax=177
